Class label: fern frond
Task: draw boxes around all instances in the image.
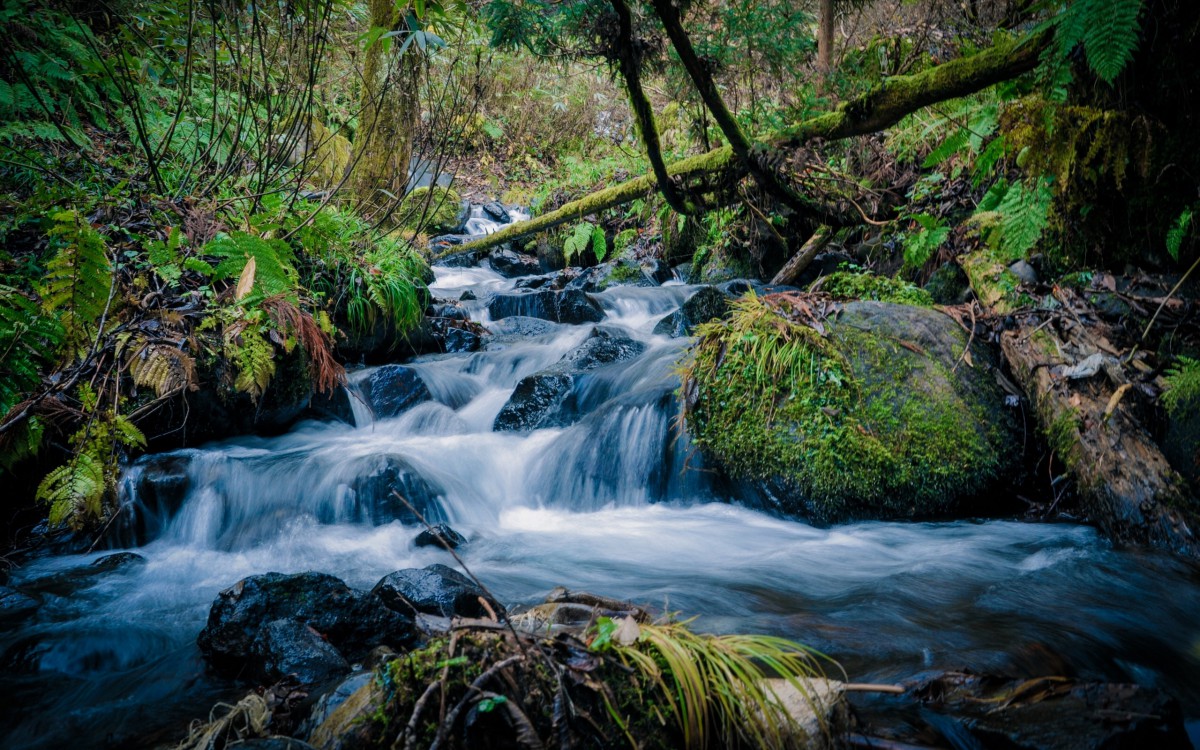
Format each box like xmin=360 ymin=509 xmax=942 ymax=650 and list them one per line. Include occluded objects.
xmin=1 ymin=285 xmax=63 ymax=412
xmin=202 ymin=232 xmax=298 ymax=301
xmin=127 ymin=342 xmax=198 ymax=397
xmin=1162 ymin=356 xmax=1200 ymax=417
xmin=1081 ymin=0 xmax=1143 ymax=84
xmin=974 ymin=178 xmax=1053 ymax=262
xmin=37 ymin=451 xmax=105 ymax=527
xmin=40 ymin=211 xmax=113 ymax=347
xmin=227 ymin=324 xmax=277 ymax=400
xmin=1166 ymin=207 xmax=1194 ymax=262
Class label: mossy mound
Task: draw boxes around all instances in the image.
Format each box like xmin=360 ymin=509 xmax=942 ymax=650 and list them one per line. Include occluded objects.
xmin=816 ymin=270 xmax=934 ymax=306
xmin=682 ymin=294 xmax=1020 ymax=522
xmin=396 ymin=186 xmax=462 ymax=233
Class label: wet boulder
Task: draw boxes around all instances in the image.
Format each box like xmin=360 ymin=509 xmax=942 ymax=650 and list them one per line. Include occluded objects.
xmin=90 ymin=552 xmax=146 ymax=572
xmin=430 ymin=242 xmax=482 ymax=268
xmin=488 ymin=248 xmax=541 ymax=278
xmin=372 ymin=563 xmax=503 ymax=619
xmin=685 ymin=298 xmax=1022 ymax=523
xmin=487 ymin=316 xmax=561 ymax=342
xmin=0 ymin=586 xmax=39 ymax=623
xmin=494 ymin=326 xmax=646 ymax=431
xmin=107 ymin=453 xmax=193 ymax=547
xmin=351 ymin=454 xmax=446 ymax=526
xmin=653 ymin=285 xmax=730 ymax=338
xmin=486 ymin=289 xmax=604 ymax=325
xmin=360 ymin=365 xmax=432 ymax=419
xmin=414 ymin=523 xmax=467 ymax=549
xmin=251 ymin=618 xmax=350 ymax=686
xmin=197 ymin=571 xmax=418 ymax=676
xmin=305 ymin=386 xmax=355 ymax=425
xmin=482 ymin=201 xmax=511 ymax=223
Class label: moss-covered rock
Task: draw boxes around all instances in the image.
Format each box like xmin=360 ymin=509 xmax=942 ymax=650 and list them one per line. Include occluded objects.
xmin=396 ymin=186 xmax=462 ymax=233
xmin=816 ymin=270 xmax=934 ymax=306
xmin=682 ymin=294 xmax=1020 ymax=522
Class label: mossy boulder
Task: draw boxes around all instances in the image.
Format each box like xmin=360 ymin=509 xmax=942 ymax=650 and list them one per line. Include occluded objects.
xmin=682 ymin=294 xmax=1021 ymax=523
xmin=396 ymin=186 xmax=462 ymax=233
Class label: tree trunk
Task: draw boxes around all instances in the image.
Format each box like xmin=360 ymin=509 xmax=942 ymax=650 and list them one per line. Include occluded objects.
xmin=770 ymin=225 xmax=832 ymax=285
xmin=351 ymin=0 xmax=421 ymax=217
xmin=817 ymin=0 xmax=835 ymax=78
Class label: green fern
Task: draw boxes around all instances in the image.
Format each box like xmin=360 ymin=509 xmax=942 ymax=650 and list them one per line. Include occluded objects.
xmin=228 ymin=323 xmax=277 ymax=400
xmin=0 ymin=416 xmax=45 ymax=472
xmin=39 ymin=211 xmax=112 ymax=349
xmin=1166 ymin=207 xmax=1194 ymax=262
xmin=972 ymin=178 xmax=1053 ymax=262
xmin=563 ymin=221 xmax=607 ymax=264
xmin=1053 ymin=0 xmax=1144 ymax=84
xmin=38 ymin=451 xmax=106 ymax=527
xmin=1 ymin=285 xmax=63 ymax=415
xmin=145 ymin=226 xmax=186 ymax=284
xmin=202 ymin=231 xmax=299 ymax=301
xmin=902 ymin=214 xmax=950 ymax=272
xmin=1162 ymin=356 xmax=1200 ymax=418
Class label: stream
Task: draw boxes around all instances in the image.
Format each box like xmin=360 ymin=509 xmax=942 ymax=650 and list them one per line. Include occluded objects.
xmin=3 ymin=253 xmax=1200 ymax=749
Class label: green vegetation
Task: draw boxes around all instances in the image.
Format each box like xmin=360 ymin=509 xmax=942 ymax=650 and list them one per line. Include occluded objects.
xmin=1163 ymin=357 xmax=1200 ymax=418
xmin=817 ymin=271 xmax=934 ymax=306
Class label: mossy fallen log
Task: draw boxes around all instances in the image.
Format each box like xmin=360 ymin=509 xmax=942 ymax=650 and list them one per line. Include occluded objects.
xmin=440 ymin=34 xmax=1045 ymax=259
xmin=999 ymin=319 xmax=1200 ymax=555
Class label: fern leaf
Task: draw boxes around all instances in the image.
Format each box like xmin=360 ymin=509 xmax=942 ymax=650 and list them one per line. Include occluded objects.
xmin=127 ymin=342 xmax=198 ymax=397
xmin=1166 ymin=207 xmax=1194 ymax=262
xmin=1 ymin=285 xmax=64 ymax=414
xmin=227 ymin=325 xmax=276 ymax=400
xmin=591 ymin=224 xmax=608 ymax=262
xmin=203 ymin=232 xmax=298 ymax=301
xmin=40 ymin=211 xmax=112 ymax=346
xmin=37 ymin=451 xmax=105 ymax=527
xmin=1081 ymin=0 xmax=1143 ymax=84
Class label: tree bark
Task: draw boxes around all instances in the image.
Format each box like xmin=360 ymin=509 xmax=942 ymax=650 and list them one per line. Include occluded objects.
xmin=351 ymin=0 xmax=421 ymax=217
xmin=439 ymin=34 xmax=1046 ymax=259
xmin=770 ymin=225 xmax=833 ymax=285
xmin=818 ymin=0 xmax=835 ymax=78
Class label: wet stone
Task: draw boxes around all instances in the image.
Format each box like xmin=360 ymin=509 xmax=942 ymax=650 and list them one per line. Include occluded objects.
xmin=486 ymin=289 xmax=604 ymax=325
xmin=0 ymin=586 xmax=39 ymax=623
xmin=90 ymin=552 xmax=146 ymax=572
xmin=251 ymin=618 xmax=350 ymax=686
xmin=414 ymin=524 xmax=467 ymax=549
xmin=488 ymin=248 xmax=541 ymax=278
xmin=372 ymin=564 xmax=503 ymax=619
xmin=361 ymin=365 xmax=432 ymax=419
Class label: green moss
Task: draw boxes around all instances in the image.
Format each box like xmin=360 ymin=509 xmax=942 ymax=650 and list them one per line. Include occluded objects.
xmin=1045 ymin=407 xmax=1082 ymax=472
xmin=817 ymin=271 xmax=934 ymax=306
xmin=682 ymin=294 xmax=1012 ymax=521
xmin=396 ymin=186 xmax=462 ymax=232
xmin=606 ymin=260 xmax=646 ymax=285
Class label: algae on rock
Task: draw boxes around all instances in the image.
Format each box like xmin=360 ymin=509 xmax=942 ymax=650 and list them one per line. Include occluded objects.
xmin=681 ymin=293 xmax=1020 ymax=522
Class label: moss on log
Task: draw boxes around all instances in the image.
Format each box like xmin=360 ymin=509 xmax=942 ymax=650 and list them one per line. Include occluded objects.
xmin=443 ymin=33 xmax=1046 ymax=259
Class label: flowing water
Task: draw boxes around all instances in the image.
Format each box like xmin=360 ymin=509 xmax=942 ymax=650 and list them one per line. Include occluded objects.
xmin=3 ymin=258 xmax=1200 ymax=749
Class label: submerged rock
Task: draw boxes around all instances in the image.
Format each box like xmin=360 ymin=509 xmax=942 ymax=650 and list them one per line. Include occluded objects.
xmin=197 ymin=571 xmax=417 ymax=678
xmin=653 ymin=285 xmax=730 ymax=337
xmin=372 ymin=563 xmax=503 ymax=619
xmin=90 ymin=552 xmax=146 ymax=571
xmin=684 ymin=297 xmax=1022 ymax=523
xmin=486 ymin=289 xmax=604 ymax=325
xmin=911 ymin=671 xmax=1191 ymax=749
xmin=0 ymin=586 xmax=39 ymax=623
xmin=360 ymin=365 xmax=432 ymax=419
xmin=494 ymin=326 xmax=646 ymax=431
xmin=350 ymin=454 xmax=446 ymax=526
xmin=414 ymin=524 xmax=467 ymax=549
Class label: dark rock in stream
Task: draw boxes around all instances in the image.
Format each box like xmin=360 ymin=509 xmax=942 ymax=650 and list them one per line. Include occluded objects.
xmin=488 ymin=248 xmax=541 ymax=278
xmin=414 ymin=523 xmax=467 ymax=549
xmin=90 ymin=552 xmax=146 ymax=571
xmin=910 ymin=671 xmax=1191 ymax=749
xmin=373 ymin=564 xmax=503 ymax=619
xmin=486 ymin=289 xmax=604 ymax=325
xmin=197 ymin=572 xmax=418 ymax=679
xmin=234 ymin=740 xmax=319 ymax=750
xmin=653 ymin=285 xmax=731 ymax=337
xmin=360 ymin=365 xmax=432 ymax=419
xmin=494 ymin=326 xmax=646 ymax=431
xmin=0 ymin=586 xmax=39 ymax=623
xmin=351 ymin=454 xmax=446 ymax=525
xmin=304 ymin=386 xmax=355 ymax=425
xmin=251 ymin=619 xmax=350 ymax=686
xmin=482 ymin=201 xmax=511 ymax=223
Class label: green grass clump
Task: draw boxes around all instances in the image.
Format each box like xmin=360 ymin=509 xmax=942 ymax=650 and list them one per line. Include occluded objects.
xmin=815 ymin=270 xmax=934 ymax=306
xmin=681 ymin=293 xmax=1011 ymax=521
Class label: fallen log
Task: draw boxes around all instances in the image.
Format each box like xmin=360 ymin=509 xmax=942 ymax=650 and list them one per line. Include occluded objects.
xmin=771 ymin=225 xmax=834 ymax=286
xmin=1000 ymin=318 xmax=1199 ymax=556
xmin=436 ymin=34 xmax=1046 ymax=260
